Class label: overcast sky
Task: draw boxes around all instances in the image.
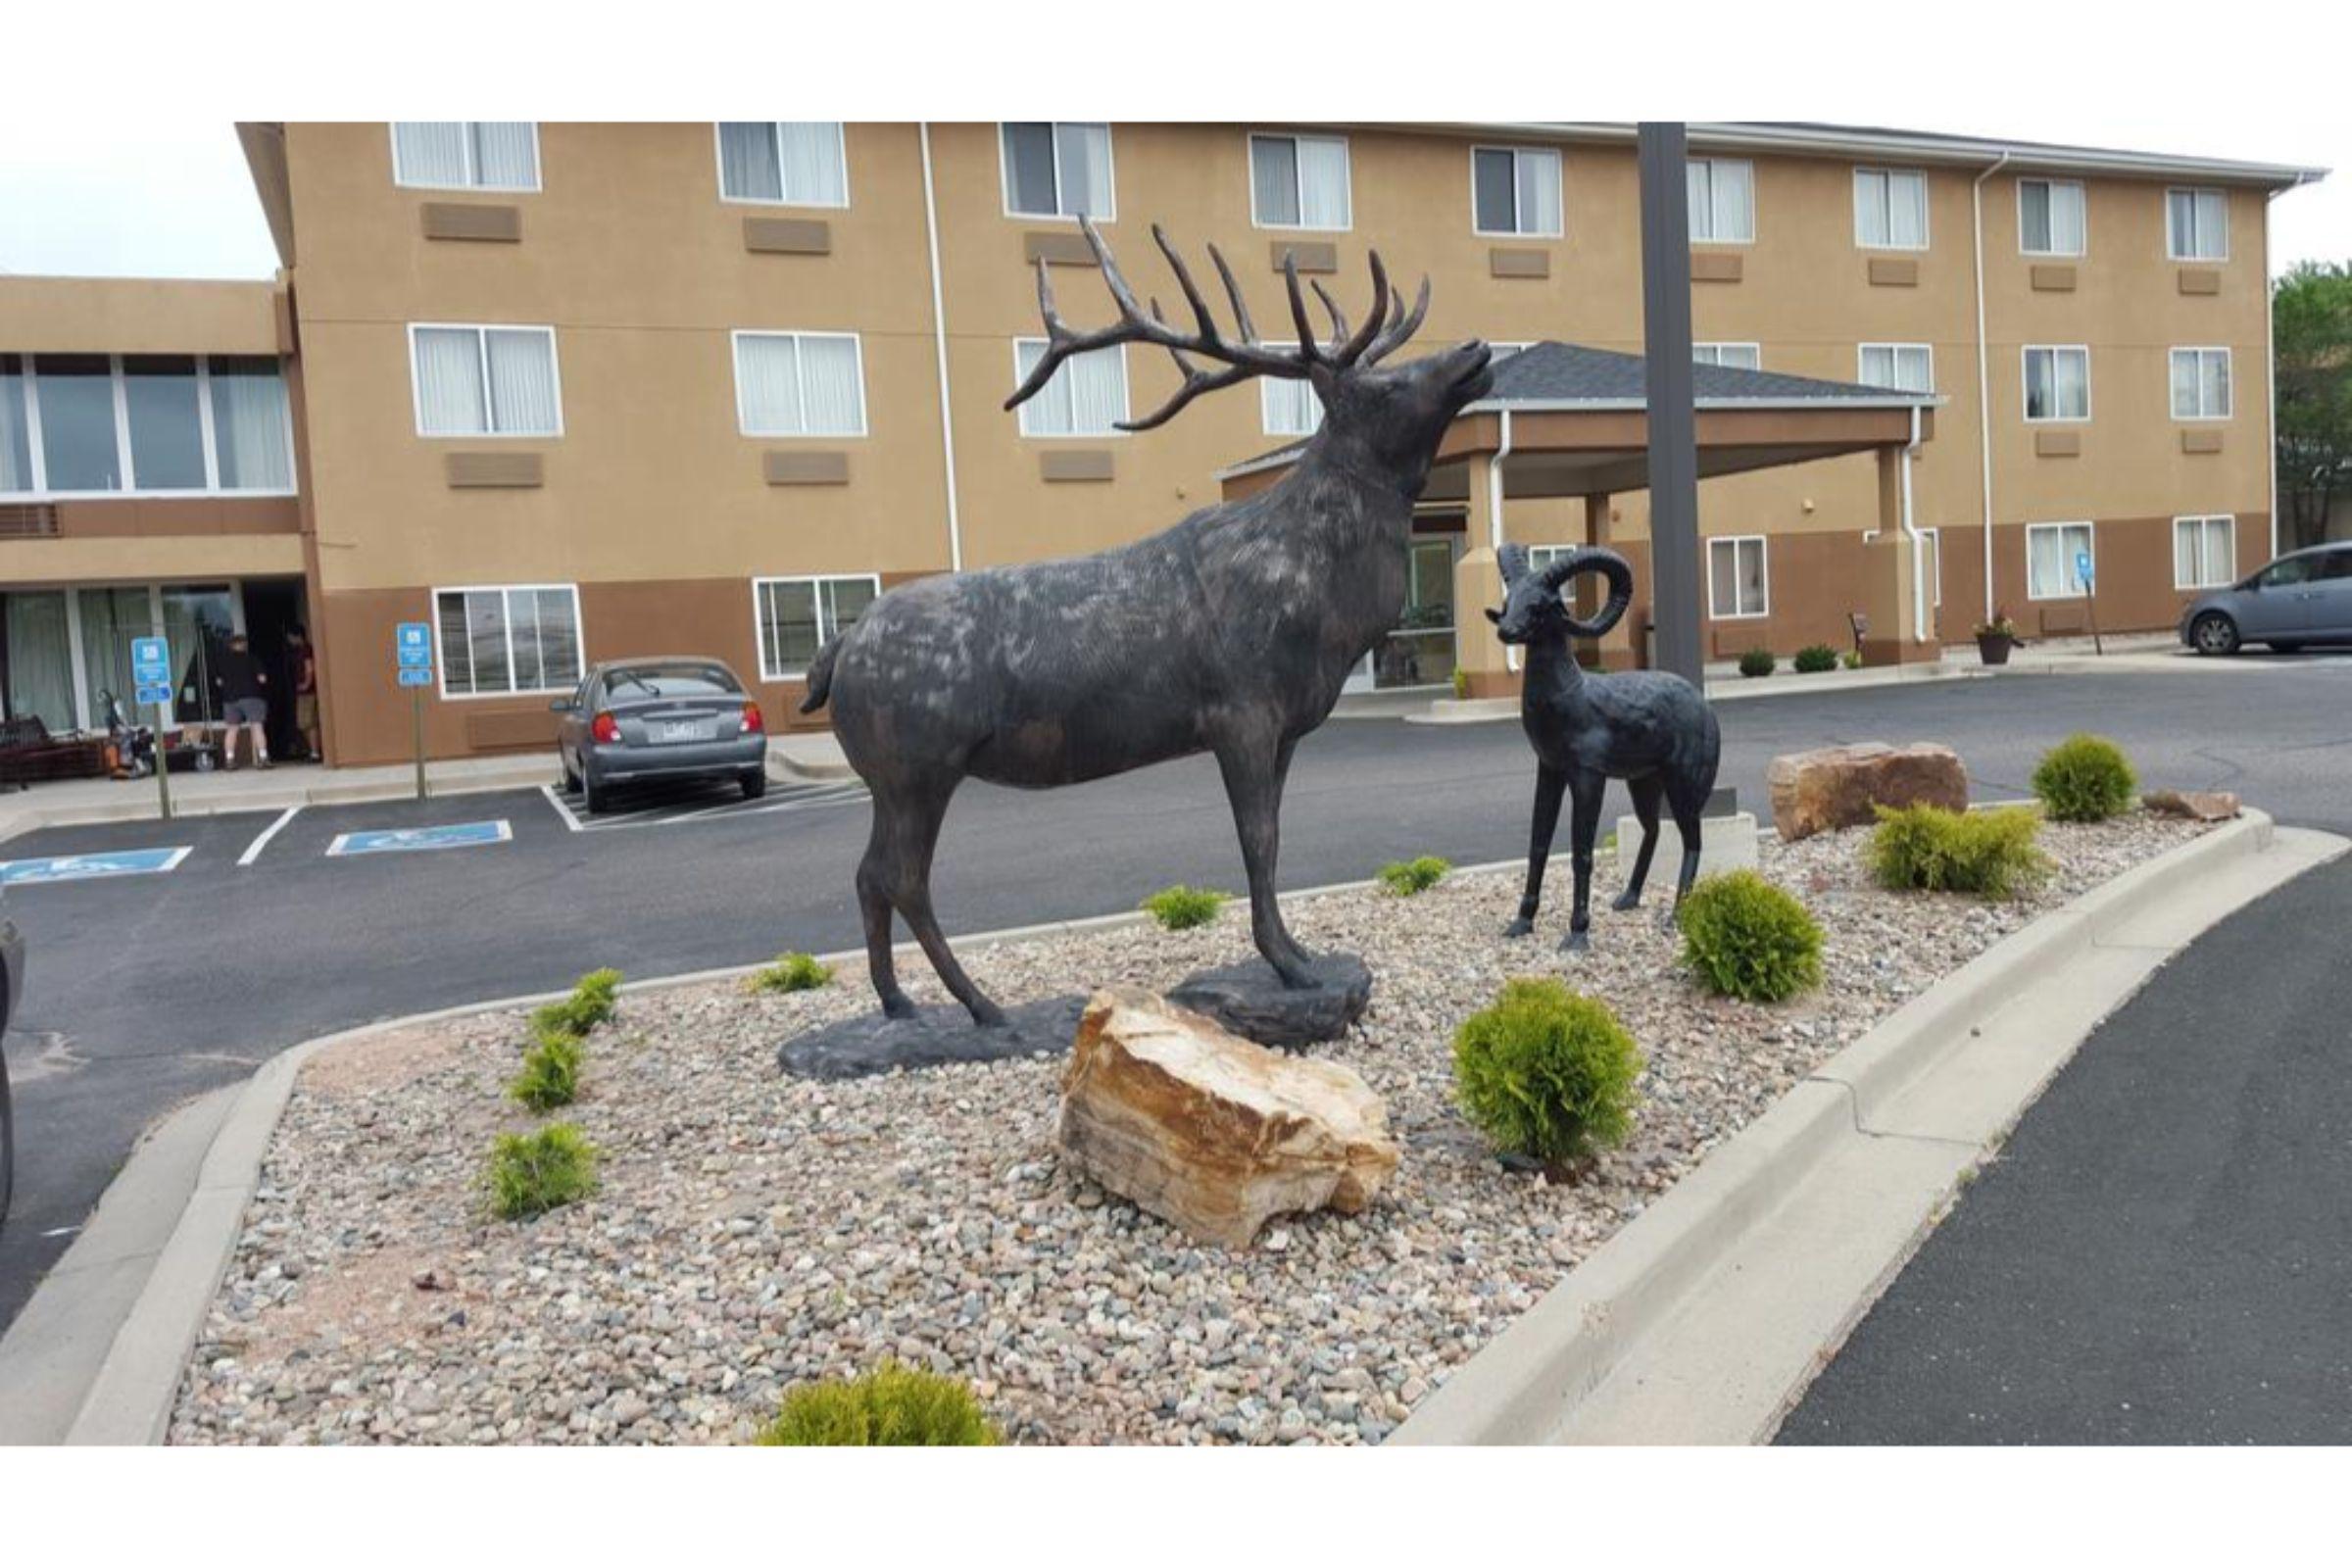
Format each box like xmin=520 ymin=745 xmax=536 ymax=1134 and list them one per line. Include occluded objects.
xmin=0 ymin=117 xmax=2341 ymax=283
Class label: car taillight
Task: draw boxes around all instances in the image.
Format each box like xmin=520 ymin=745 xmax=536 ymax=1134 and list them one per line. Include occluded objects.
xmin=591 ymin=712 xmax=621 ymax=745
xmin=740 ymin=702 xmax=765 ymax=735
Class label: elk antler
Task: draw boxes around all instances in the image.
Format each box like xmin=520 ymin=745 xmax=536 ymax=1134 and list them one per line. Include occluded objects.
xmin=1004 ymin=217 xmax=1403 ymax=432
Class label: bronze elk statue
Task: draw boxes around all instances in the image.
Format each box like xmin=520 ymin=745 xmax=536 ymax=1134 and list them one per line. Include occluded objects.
xmin=801 ymin=217 xmax=1494 ymax=1026
xmin=1488 ymin=543 xmax=1723 ymax=950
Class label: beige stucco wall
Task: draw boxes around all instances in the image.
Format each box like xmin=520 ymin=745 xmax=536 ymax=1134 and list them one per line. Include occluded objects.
xmin=0 ymin=275 xmax=285 ymax=356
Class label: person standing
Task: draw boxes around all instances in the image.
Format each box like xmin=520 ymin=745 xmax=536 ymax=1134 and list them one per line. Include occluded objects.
xmin=211 ymin=631 xmax=271 ymax=770
xmin=287 ymin=624 xmax=320 ymax=762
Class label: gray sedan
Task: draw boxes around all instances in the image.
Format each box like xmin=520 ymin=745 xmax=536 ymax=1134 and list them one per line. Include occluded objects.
xmin=553 ymin=658 xmax=769 ymax=813
xmin=2181 ymin=542 xmax=2352 ymax=656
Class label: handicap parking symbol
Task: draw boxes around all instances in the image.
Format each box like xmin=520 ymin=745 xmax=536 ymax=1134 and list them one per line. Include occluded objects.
xmin=325 ymin=820 xmax=513 ymax=857
xmin=0 ymin=847 xmax=193 ymax=886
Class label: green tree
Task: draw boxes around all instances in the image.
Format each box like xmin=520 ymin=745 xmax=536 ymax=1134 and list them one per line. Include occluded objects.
xmin=2275 ymin=262 xmax=2352 ymax=552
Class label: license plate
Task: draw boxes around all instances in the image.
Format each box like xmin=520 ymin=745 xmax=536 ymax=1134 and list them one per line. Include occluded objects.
xmin=654 ymin=720 xmax=710 ymax=744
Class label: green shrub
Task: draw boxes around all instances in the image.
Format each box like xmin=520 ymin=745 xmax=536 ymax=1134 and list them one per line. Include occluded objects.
xmin=509 ymin=1025 xmax=584 ymax=1112
xmin=757 ymin=1362 xmax=1000 ymax=1446
xmin=747 ymin=952 xmax=833 ymax=994
xmin=1450 ymin=666 xmax=1470 ymax=700
xmin=1793 ymin=644 xmax=1839 ymax=674
xmin=1676 ymin=871 xmax=1825 ymax=1003
xmin=1738 ymin=648 xmax=1776 ymax=678
xmin=1377 ymin=856 xmax=1451 ymax=897
xmin=532 ymin=968 xmax=623 ymax=1037
xmin=2031 ymin=733 xmax=2138 ymax=822
xmin=1452 ymin=979 xmax=1643 ymax=1173
xmin=1840 ymin=650 xmax=1865 ymax=670
xmin=484 ymin=1123 xmax=600 ymax=1220
xmin=1867 ymin=805 xmax=2050 ymax=899
xmin=1141 ymin=885 xmax=1227 ymax=930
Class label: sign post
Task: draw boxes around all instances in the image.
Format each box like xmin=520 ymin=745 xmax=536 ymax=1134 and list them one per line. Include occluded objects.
xmin=2077 ymin=550 xmax=2102 ymax=657
xmin=131 ymin=634 xmax=174 ymax=820
xmin=396 ymin=622 xmax=435 ymax=801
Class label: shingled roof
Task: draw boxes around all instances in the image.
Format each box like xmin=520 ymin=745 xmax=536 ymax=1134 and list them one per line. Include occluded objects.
xmin=1478 ymin=340 xmax=1939 ymax=408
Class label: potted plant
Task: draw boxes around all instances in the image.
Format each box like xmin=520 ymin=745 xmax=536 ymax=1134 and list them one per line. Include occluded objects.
xmin=1974 ymin=611 xmax=2019 ymax=666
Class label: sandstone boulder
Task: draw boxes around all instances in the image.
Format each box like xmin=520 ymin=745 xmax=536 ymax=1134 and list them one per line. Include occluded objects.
xmin=1767 ymin=742 xmax=1969 ymax=841
xmin=1058 ymin=987 xmax=1398 ymax=1249
xmin=2143 ymin=789 xmax=2240 ymax=822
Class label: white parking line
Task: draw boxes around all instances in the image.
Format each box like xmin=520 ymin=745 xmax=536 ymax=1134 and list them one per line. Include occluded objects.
xmin=234 ymin=806 xmax=302 ymax=867
xmin=573 ymin=781 xmax=870 ymax=831
xmin=539 ymin=782 xmax=584 ymax=833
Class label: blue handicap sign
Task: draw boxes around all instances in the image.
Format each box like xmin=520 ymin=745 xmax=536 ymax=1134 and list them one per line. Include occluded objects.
xmin=398 ymin=647 xmax=433 ymax=668
xmin=135 ymin=682 xmax=173 ymax=706
xmin=0 ymin=846 xmax=192 ymax=886
xmin=131 ymin=634 xmax=171 ymax=684
xmin=397 ymin=667 xmax=434 ymax=689
xmin=326 ymin=820 xmax=512 ymax=857
xmin=2076 ymin=550 xmax=2094 ymax=588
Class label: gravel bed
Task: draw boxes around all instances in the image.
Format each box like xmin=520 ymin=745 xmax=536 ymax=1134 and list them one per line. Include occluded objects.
xmin=170 ymin=812 xmax=2208 ymax=1446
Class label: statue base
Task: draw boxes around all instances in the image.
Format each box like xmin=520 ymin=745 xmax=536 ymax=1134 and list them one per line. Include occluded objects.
xmin=1166 ymin=952 xmax=1372 ymax=1049
xmin=776 ymin=995 xmax=1087 ymax=1082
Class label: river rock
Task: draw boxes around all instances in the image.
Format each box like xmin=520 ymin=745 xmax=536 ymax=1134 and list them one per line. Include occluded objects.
xmin=1767 ymin=742 xmax=1968 ymax=841
xmin=2142 ymin=789 xmax=2239 ymax=821
xmin=1057 ymin=987 xmax=1398 ymax=1249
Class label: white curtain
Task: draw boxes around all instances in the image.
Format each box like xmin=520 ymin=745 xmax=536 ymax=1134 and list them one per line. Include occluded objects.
xmin=798 ymin=337 xmax=863 ymax=434
xmin=4 ymin=591 xmax=74 ymax=728
xmin=779 ymin=122 xmax=846 ymax=206
xmin=719 ymin=123 xmax=783 ymax=201
xmin=736 ymin=335 xmax=805 ymax=434
xmin=1712 ymin=162 xmax=1751 ymax=242
xmin=2049 ymin=184 xmax=2085 ymax=254
xmin=485 ymin=329 xmax=560 ymax=434
xmin=2202 ymin=352 xmax=2230 ymax=417
xmin=470 ymin=123 xmax=537 ymax=188
xmin=415 ymin=328 xmax=487 ymax=435
xmin=0 ymin=362 xmax=29 ymax=491
xmin=1262 ymin=375 xmax=1320 ymax=436
xmin=1067 ymin=347 xmax=1128 ymax=433
xmin=1708 ymin=543 xmax=1738 ymax=617
xmin=2174 ymin=522 xmax=2201 ymax=589
xmin=2202 ymin=521 xmax=2234 ymax=587
xmin=1888 ymin=172 xmax=1927 ymax=248
xmin=2030 ymin=528 xmax=2066 ymax=599
xmin=1252 ymin=137 xmax=1297 ymax=226
xmin=1297 ymin=136 xmax=1350 ymax=229
xmin=509 ymin=590 xmax=546 ymax=690
xmin=1055 ymin=123 xmax=1111 ymax=218
xmin=2054 ymin=350 xmax=2087 ymax=418
xmin=1517 ymin=149 xmax=1561 ymax=235
xmin=2171 ymin=353 xmax=2199 ymax=418
xmin=394 ymin=122 xmax=468 ymax=185
xmin=209 ymin=359 xmax=292 ymax=489
xmin=2194 ymin=190 xmax=2227 ymax=258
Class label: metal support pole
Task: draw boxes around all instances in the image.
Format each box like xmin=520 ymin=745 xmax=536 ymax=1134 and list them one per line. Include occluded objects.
xmin=412 ymin=687 xmax=427 ymax=801
xmin=1637 ymin=122 xmax=1703 ymax=687
xmin=154 ymin=703 xmax=173 ymax=820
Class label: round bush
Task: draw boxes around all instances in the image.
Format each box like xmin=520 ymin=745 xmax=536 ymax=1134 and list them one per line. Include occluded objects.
xmin=2031 ymin=733 xmax=2138 ymax=822
xmin=759 ymin=1363 xmax=999 ymax=1446
xmin=1676 ymin=871 xmax=1824 ymax=1003
xmin=1792 ymin=644 xmax=1839 ymax=674
xmin=1452 ymin=979 xmax=1643 ymax=1172
xmin=1738 ymin=648 xmax=1776 ymax=678
xmin=1141 ymin=885 xmax=1227 ymax=930
xmin=1867 ymin=804 xmax=2050 ymax=899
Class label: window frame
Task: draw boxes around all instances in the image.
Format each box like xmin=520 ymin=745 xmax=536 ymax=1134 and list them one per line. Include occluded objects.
xmin=1468 ymin=143 xmax=1564 ymax=239
xmin=429 ymin=582 xmax=585 ymax=701
xmin=1857 ymin=342 xmax=1936 ymax=394
xmin=2166 ymin=185 xmax=2230 ymax=263
xmin=1008 ymin=337 xmax=1131 ymax=439
xmin=1248 ymin=131 xmax=1354 ymax=232
xmin=997 ymin=122 xmax=1116 ymax=222
xmin=729 ymin=330 xmax=869 ymax=438
xmin=2025 ymin=521 xmax=2095 ymax=602
xmin=406 ymin=323 xmax=564 ymax=440
xmin=2021 ymin=344 xmax=2092 ymax=424
xmin=2016 ymin=176 xmax=2087 ymax=258
xmin=388 ymin=122 xmax=543 ymax=194
xmin=1706 ymin=534 xmax=1771 ymax=620
xmin=1 ymin=352 xmax=299 ymax=501
xmin=710 ymin=122 xmax=851 ymax=210
xmin=1687 ymin=157 xmax=1755 ymax=246
xmin=2172 ymin=515 xmax=2237 ymax=591
xmin=2169 ymin=346 xmax=2233 ymax=421
xmin=1852 ymin=166 xmax=1930 ymax=252
xmin=1692 ymin=343 xmax=1762 ymax=371
xmin=752 ymin=572 xmax=882 ymax=682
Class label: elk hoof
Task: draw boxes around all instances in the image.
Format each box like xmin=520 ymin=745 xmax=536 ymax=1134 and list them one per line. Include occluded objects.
xmin=880 ymin=993 xmax=919 ymax=1021
xmin=1503 ymin=916 xmax=1535 ymax=939
xmin=1561 ymin=929 xmax=1592 ymax=954
xmin=969 ymin=1002 xmax=1010 ymax=1030
xmin=1610 ymin=889 xmax=1643 ymax=912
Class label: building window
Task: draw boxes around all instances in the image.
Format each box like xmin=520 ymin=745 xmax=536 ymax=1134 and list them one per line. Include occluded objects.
xmin=1853 ymin=168 xmax=1929 ymax=250
xmin=434 ymin=585 xmax=583 ymax=697
xmin=755 ymin=574 xmax=878 ymax=680
xmin=391 ymin=122 xmax=540 ymax=192
xmin=1687 ymin=158 xmax=1754 ymax=244
xmin=1471 ymin=145 xmax=1562 ymax=237
xmin=1011 ymin=339 xmax=1128 ymax=437
xmin=2167 ymin=187 xmax=2229 ymax=262
xmin=715 ymin=122 xmax=848 ymax=207
xmin=1259 ymin=350 xmax=1321 ymax=437
xmin=2174 ymin=515 xmax=2236 ymax=590
xmin=2170 ymin=347 xmax=2232 ymax=420
xmin=1250 ymin=132 xmax=1352 ymax=230
xmin=1707 ymin=535 xmax=1768 ymax=619
xmin=733 ymin=332 xmax=866 ymax=437
xmin=0 ymin=352 xmax=294 ymax=498
xmin=2023 ymin=346 xmax=2090 ymax=422
xmin=1693 ymin=343 xmax=1761 ymax=370
xmin=1859 ymin=343 xmax=1935 ymax=393
xmin=2018 ymin=178 xmax=2086 ymax=257
xmin=1000 ymin=123 xmax=1112 ymax=220
xmin=409 ymin=325 xmax=562 ymax=438
xmin=2027 ymin=522 xmax=2094 ymax=600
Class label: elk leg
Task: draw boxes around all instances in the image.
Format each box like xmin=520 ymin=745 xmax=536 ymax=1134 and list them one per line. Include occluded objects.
xmin=1562 ymin=774 xmax=1606 ymax=953
xmin=883 ymin=775 xmax=1007 ymax=1028
xmin=1217 ymin=737 xmax=1315 ymax=988
xmin=1507 ymin=764 xmax=1568 ymax=938
xmin=1670 ymin=804 xmax=1705 ymax=906
xmin=856 ymin=811 xmax=915 ymax=1020
xmin=1613 ymin=774 xmax=1665 ymax=911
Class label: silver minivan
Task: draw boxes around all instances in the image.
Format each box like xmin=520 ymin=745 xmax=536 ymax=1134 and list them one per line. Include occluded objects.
xmin=2181 ymin=543 xmax=2352 ymax=656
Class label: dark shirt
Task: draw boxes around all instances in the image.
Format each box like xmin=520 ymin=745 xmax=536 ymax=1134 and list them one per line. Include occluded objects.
xmin=213 ymin=645 xmax=266 ymax=703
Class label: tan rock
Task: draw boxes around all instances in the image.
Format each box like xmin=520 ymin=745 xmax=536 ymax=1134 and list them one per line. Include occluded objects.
xmin=1767 ymin=742 xmax=1969 ymax=841
xmin=2143 ymin=789 xmax=2240 ymax=821
xmin=1058 ymin=987 xmax=1399 ymax=1249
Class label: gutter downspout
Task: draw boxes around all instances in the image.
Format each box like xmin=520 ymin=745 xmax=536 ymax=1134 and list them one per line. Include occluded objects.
xmin=919 ymin=122 xmax=963 ymax=573
xmin=1973 ymin=151 xmax=2010 ymax=624
xmin=1901 ymin=405 xmax=1927 ymax=641
xmin=1490 ymin=409 xmax=1519 ymax=671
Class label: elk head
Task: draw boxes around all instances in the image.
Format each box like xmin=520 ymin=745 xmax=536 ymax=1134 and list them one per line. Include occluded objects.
xmin=1488 ymin=544 xmax=1636 ymax=644
xmin=1005 ymin=218 xmax=1493 ymax=494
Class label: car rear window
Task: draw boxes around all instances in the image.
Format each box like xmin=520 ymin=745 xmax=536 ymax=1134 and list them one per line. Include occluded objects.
xmin=602 ymin=664 xmax=742 ymax=701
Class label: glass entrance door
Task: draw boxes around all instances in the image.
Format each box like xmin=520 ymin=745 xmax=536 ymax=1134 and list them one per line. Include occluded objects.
xmin=1376 ymin=536 xmax=1462 ymax=689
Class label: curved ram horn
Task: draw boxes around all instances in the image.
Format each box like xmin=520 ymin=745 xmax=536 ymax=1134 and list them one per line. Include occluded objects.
xmin=1540 ymin=548 xmax=1636 ymax=641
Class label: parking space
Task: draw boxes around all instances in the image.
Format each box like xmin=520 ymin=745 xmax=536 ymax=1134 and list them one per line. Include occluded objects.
xmin=542 ymin=774 xmax=868 ymax=832
xmin=0 ymin=808 xmax=285 ymax=884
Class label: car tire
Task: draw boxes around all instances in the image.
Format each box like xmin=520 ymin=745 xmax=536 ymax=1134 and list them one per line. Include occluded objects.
xmin=582 ymin=767 xmax=610 ymax=815
xmin=741 ymin=768 xmax=768 ymax=801
xmin=2190 ymin=612 xmax=2240 ymax=657
xmin=561 ymin=748 xmax=582 ymax=792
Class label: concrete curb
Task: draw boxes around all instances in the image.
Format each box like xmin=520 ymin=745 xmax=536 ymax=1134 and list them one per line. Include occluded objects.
xmin=1392 ymin=808 xmax=2346 ymax=1445
xmin=0 ymin=760 xmax=560 ymax=846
